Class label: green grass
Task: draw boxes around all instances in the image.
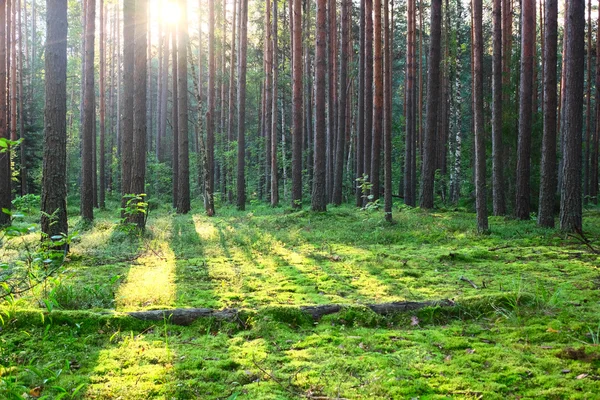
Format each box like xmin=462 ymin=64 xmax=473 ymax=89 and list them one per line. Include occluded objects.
xmin=2 ymin=198 xmax=600 ymax=399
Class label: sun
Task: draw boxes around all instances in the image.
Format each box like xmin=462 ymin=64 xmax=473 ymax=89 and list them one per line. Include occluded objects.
xmin=156 ymin=0 xmax=181 ymax=25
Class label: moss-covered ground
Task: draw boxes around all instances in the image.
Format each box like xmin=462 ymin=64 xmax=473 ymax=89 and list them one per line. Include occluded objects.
xmin=1 ymin=198 xmax=600 ymax=399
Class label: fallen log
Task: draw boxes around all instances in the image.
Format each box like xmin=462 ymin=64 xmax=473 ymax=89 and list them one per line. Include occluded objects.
xmin=127 ymin=299 xmax=454 ymax=326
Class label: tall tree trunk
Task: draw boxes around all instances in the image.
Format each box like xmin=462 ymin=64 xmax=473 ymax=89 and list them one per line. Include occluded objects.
xmin=171 ymin=28 xmax=179 ymax=208
xmin=537 ymin=0 xmax=558 ymax=227
xmin=227 ymin=0 xmax=237 ymax=204
xmin=122 ymin=0 xmax=134 ymax=214
xmin=326 ymin=0 xmax=337 ymax=201
xmin=383 ymin=0 xmax=392 ymax=221
xmin=592 ymin=5 xmax=600 ymax=204
xmin=0 ymin=0 xmax=9 ymax=226
xmin=419 ymin=0 xmax=442 ymax=209
xmin=312 ymin=0 xmax=327 ymax=212
xmin=271 ymin=0 xmax=279 ymax=207
xmin=363 ymin=0 xmax=373 ymax=194
xmin=206 ymin=0 xmax=216 ymax=215
xmin=492 ymin=0 xmax=505 ymax=215
xmin=99 ymin=0 xmax=106 ymax=209
xmin=333 ymin=0 xmax=349 ymax=206
xmin=291 ymin=0 xmax=303 ymax=209
xmin=177 ymin=0 xmax=191 ymax=214
xmin=584 ymin=0 xmax=592 ymax=201
xmin=515 ymin=0 xmax=535 ymax=220
xmin=18 ymin=0 xmax=26 ymax=195
xmin=237 ymin=0 xmax=248 ymax=211
xmin=404 ymin=0 xmax=416 ymax=207
xmin=131 ymin=0 xmax=148 ymax=228
xmin=371 ymin=0 xmax=383 ymax=203
xmin=81 ymin=0 xmax=96 ymax=221
xmin=356 ymin=0 xmax=365 ymax=207
xmin=473 ymin=0 xmax=488 ymax=232
xmin=560 ymin=0 xmax=585 ymax=232
xmin=41 ymin=0 xmax=68 ymax=238
xmin=264 ymin=0 xmax=272 ymax=201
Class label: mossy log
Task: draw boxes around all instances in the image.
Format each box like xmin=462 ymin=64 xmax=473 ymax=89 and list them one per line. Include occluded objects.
xmin=127 ymin=299 xmax=454 ymax=326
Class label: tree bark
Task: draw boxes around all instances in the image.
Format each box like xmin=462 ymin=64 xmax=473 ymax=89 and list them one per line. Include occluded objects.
xmin=404 ymin=0 xmax=416 ymax=207
xmin=99 ymin=0 xmax=106 ymax=209
xmin=363 ymin=0 xmax=373 ymax=195
xmin=236 ymin=0 xmax=248 ymax=211
xmin=492 ymin=0 xmax=505 ymax=215
xmin=271 ymin=0 xmax=279 ymax=207
xmin=122 ymin=0 xmax=134 ymax=214
xmin=515 ymin=0 xmax=536 ymax=220
xmin=326 ymin=0 xmax=337 ymax=201
xmin=227 ymin=0 xmax=237 ymax=204
xmin=333 ymin=0 xmax=349 ymax=206
xmin=473 ymin=0 xmax=488 ymax=232
xmin=81 ymin=0 xmax=96 ymax=222
xmin=206 ymin=0 xmax=217 ymax=215
xmin=171 ymin=28 xmax=179 ymax=209
xmin=41 ymin=0 xmax=68 ymax=238
xmin=384 ymin=0 xmax=392 ymax=221
xmin=291 ymin=0 xmax=303 ymax=209
xmin=177 ymin=0 xmax=191 ymax=215
xmin=0 ymin=0 xmax=10 ymax=226
xmin=419 ymin=0 xmax=442 ymax=209
xmin=560 ymin=0 xmax=585 ymax=232
xmin=592 ymin=5 xmax=600 ymax=204
xmin=356 ymin=0 xmax=365 ymax=207
xmin=537 ymin=0 xmax=558 ymax=227
xmin=312 ymin=0 xmax=327 ymax=212
xmin=371 ymin=0 xmax=383 ymax=203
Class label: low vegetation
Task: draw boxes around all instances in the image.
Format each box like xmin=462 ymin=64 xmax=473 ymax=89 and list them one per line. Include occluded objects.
xmin=1 ymin=198 xmax=600 ymax=399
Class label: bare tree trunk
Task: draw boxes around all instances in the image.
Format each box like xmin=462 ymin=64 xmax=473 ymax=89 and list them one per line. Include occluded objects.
xmin=81 ymin=0 xmax=96 ymax=221
xmin=227 ymin=0 xmax=237 ymax=204
xmin=560 ymin=0 xmax=585 ymax=232
xmin=363 ymin=0 xmax=373 ymax=194
xmin=264 ymin=0 xmax=272 ymax=201
xmin=177 ymin=0 xmax=191 ymax=215
xmin=18 ymin=0 xmax=26 ymax=195
xmin=592 ymin=6 xmax=600 ymax=204
xmin=291 ymin=0 xmax=303 ymax=209
xmin=333 ymin=0 xmax=349 ymax=206
xmin=0 ymin=0 xmax=10 ymax=226
xmin=122 ymin=0 xmax=134 ymax=214
xmin=171 ymin=28 xmax=179 ymax=208
xmin=515 ymin=0 xmax=535 ymax=220
xmin=41 ymin=0 xmax=68 ymax=238
xmin=370 ymin=0 xmax=383 ymax=203
xmin=492 ymin=0 xmax=505 ymax=215
xmin=326 ymin=0 xmax=337 ymax=201
xmin=205 ymin=0 xmax=216 ymax=215
xmin=99 ymin=0 xmax=106 ymax=209
xmin=404 ymin=0 xmax=416 ymax=207
xmin=384 ymin=0 xmax=392 ymax=221
xmin=356 ymin=0 xmax=365 ymax=207
xmin=271 ymin=0 xmax=279 ymax=207
xmin=131 ymin=0 xmax=148 ymax=228
xmin=473 ymin=0 xmax=488 ymax=232
xmin=419 ymin=0 xmax=442 ymax=209
xmin=312 ymin=0 xmax=327 ymax=212
xmin=584 ymin=0 xmax=592 ymax=202
xmin=237 ymin=0 xmax=248 ymax=211
xmin=537 ymin=0 xmax=558 ymax=227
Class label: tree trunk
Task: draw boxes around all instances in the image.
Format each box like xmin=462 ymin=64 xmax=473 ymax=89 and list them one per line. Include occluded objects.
xmin=371 ymin=0 xmax=383 ymax=203
xmin=473 ymin=0 xmax=488 ymax=232
xmin=41 ymin=0 xmax=68 ymax=238
xmin=363 ymin=0 xmax=373 ymax=195
xmin=99 ymin=0 xmax=106 ymax=209
xmin=491 ymin=0 xmax=505 ymax=215
xmin=206 ymin=0 xmax=217 ymax=215
xmin=171 ymin=28 xmax=179 ymax=209
xmin=592 ymin=5 xmax=600 ymax=204
xmin=404 ymin=0 xmax=416 ymax=207
xmin=584 ymin=0 xmax=592 ymax=202
xmin=383 ymin=0 xmax=392 ymax=221
xmin=291 ymin=0 xmax=303 ymax=209
xmin=81 ymin=0 xmax=96 ymax=222
xmin=559 ymin=0 xmax=585 ymax=232
xmin=122 ymin=0 xmax=134 ymax=214
xmin=515 ymin=0 xmax=535 ymax=220
xmin=177 ymin=0 xmax=191 ymax=215
xmin=537 ymin=0 xmax=558 ymax=227
xmin=312 ymin=0 xmax=327 ymax=212
xmin=227 ymin=0 xmax=237 ymax=204
xmin=419 ymin=0 xmax=442 ymax=209
xmin=326 ymin=0 xmax=337 ymax=201
xmin=236 ymin=0 xmax=248 ymax=211
xmin=333 ymin=0 xmax=349 ymax=206
xmin=356 ymin=0 xmax=365 ymax=207
xmin=271 ymin=0 xmax=279 ymax=207
xmin=0 ymin=0 xmax=9 ymax=227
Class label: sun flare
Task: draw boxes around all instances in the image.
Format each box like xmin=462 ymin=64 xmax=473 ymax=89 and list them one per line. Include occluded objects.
xmin=156 ymin=0 xmax=181 ymax=25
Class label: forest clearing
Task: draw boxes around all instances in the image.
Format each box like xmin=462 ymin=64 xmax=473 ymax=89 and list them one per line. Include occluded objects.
xmin=2 ymin=0 xmax=600 ymax=397
xmin=2 ymin=199 xmax=600 ymax=399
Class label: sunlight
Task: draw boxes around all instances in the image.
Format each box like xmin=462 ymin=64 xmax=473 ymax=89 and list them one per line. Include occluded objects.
xmin=154 ymin=0 xmax=181 ymax=25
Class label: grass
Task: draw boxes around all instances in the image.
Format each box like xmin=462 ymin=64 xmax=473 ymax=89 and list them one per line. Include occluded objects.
xmin=1 ymin=197 xmax=600 ymax=399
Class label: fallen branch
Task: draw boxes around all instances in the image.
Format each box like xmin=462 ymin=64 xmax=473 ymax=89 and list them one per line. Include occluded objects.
xmin=459 ymin=276 xmax=479 ymax=289
xmin=127 ymin=299 xmax=454 ymax=326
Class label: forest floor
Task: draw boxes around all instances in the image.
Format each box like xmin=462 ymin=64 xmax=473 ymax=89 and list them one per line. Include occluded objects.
xmin=1 ymin=198 xmax=600 ymax=399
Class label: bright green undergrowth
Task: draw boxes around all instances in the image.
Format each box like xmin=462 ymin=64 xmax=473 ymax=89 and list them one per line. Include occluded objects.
xmin=1 ymin=199 xmax=600 ymax=399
